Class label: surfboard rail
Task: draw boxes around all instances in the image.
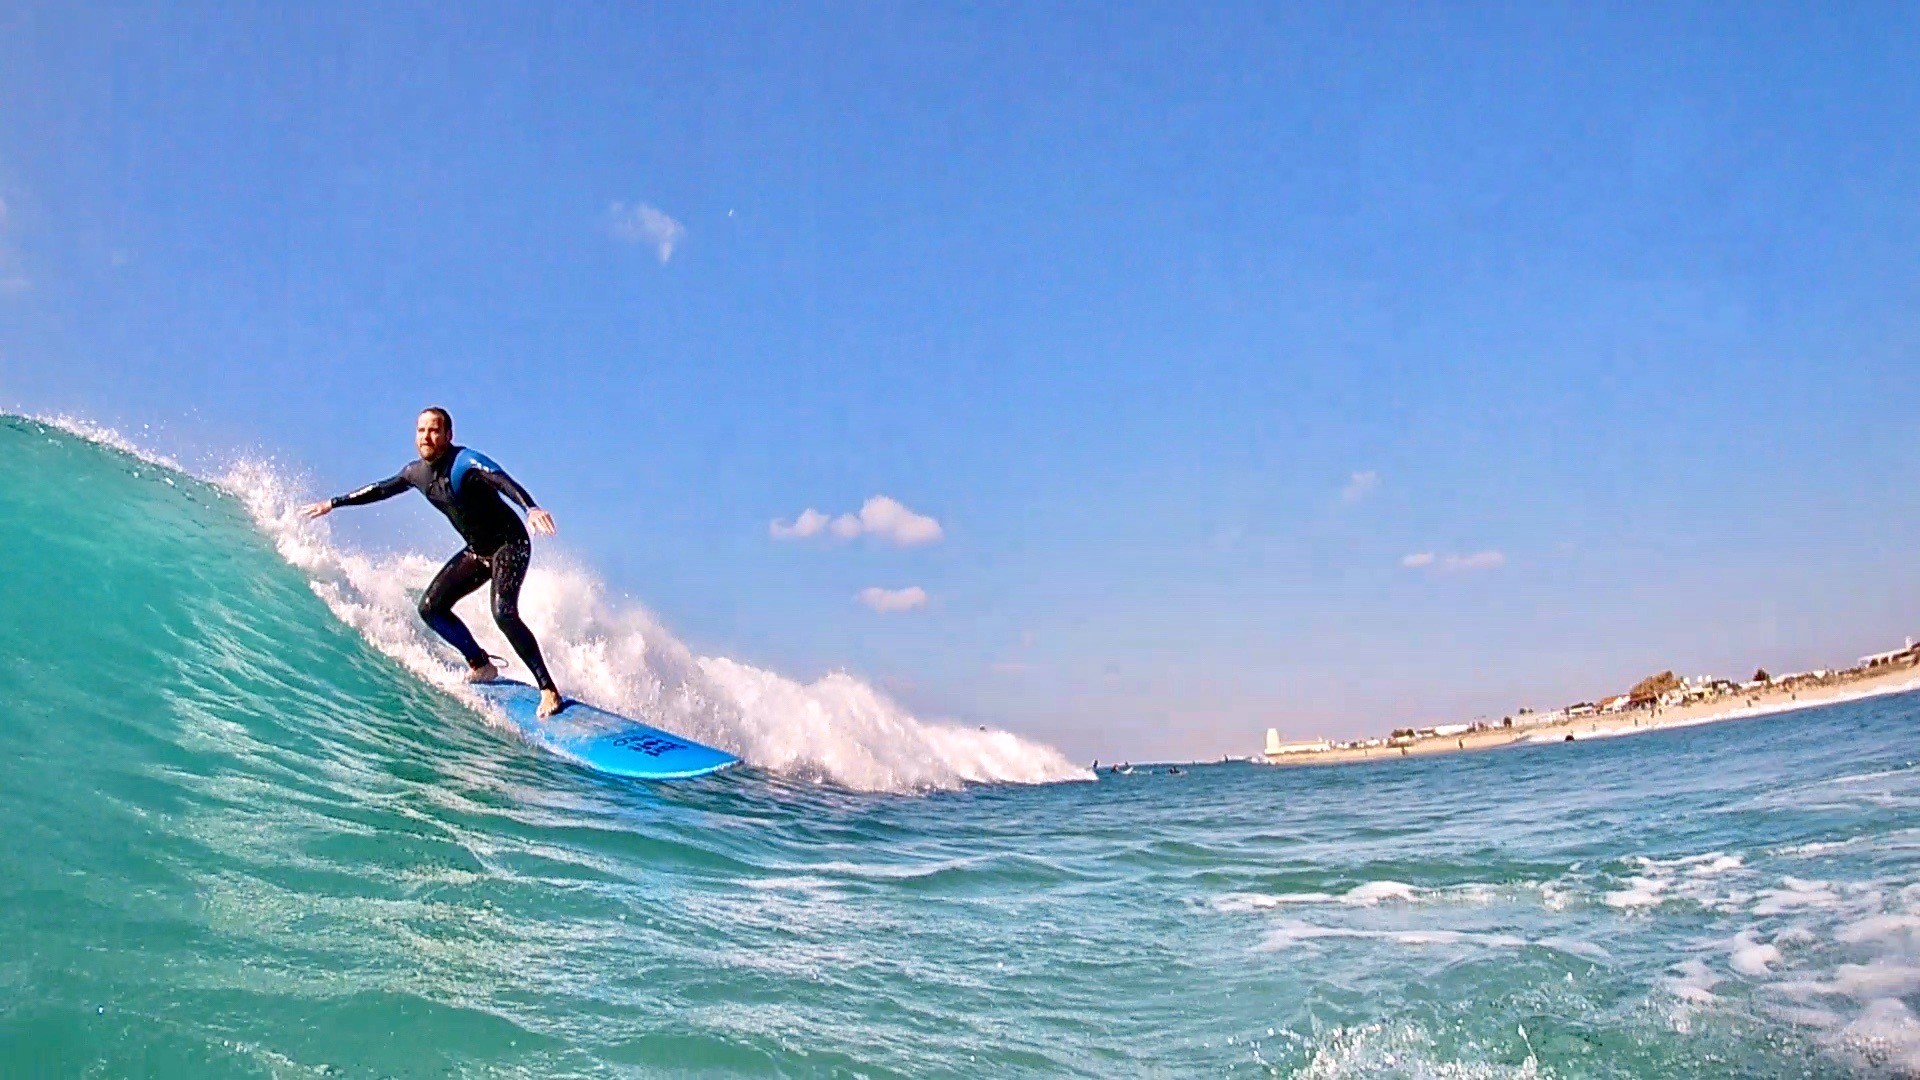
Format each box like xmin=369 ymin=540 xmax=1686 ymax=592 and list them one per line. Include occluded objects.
xmin=470 ymin=679 xmax=740 ymax=780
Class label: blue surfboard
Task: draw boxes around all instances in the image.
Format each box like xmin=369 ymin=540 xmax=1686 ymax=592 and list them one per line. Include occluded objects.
xmin=471 ymin=679 xmax=740 ymax=780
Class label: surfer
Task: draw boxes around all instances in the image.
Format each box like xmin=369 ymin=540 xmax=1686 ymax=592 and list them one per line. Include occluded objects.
xmin=302 ymin=408 xmax=565 ymax=718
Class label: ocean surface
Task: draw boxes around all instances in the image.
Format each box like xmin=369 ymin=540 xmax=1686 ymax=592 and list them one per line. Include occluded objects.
xmin=5 ymin=412 xmax=1920 ymax=1077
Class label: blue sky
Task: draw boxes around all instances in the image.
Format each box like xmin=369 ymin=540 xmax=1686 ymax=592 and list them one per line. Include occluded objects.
xmin=4 ymin=3 xmax=1919 ymax=761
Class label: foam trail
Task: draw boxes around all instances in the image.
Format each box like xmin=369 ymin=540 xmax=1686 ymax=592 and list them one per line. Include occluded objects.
xmin=216 ymin=457 xmax=1091 ymax=792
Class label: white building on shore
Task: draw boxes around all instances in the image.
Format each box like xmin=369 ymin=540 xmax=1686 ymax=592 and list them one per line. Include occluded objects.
xmin=1263 ymin=728 xmax=1331 ymax=759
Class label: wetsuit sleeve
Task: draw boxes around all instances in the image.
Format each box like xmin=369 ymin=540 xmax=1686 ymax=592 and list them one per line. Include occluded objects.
xmin=469 ymin=463 xmax=539 ymax=511
xmin=329 ymin=472 xmax=411 ymax=509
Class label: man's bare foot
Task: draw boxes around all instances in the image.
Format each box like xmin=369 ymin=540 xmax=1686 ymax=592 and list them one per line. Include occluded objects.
xmin=537 ymin=689 xmax=564 ymax=718
xmin=465 ymin=661 xmax=500 ymax=683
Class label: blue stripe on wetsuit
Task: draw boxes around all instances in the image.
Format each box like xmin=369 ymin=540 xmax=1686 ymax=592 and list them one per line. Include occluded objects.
xmin=450 ymin=448 xmax=500 ymax=496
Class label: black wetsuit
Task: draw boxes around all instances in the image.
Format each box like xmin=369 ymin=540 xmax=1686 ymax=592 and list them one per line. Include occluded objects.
xmin=330 ymin=446 xmax=556 ymax=692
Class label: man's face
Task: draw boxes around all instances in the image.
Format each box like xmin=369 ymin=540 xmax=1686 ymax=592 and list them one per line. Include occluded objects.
xmin=416 ymin=412 xmax=451 ymax=460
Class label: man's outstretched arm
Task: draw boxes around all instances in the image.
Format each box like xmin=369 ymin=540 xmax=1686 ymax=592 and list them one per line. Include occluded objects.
xmin=301 ymin=472 xmax=409 ymax=519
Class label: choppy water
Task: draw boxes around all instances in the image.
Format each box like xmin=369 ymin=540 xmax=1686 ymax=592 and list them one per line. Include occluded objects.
xmin=5 ymin=414 xmax=1919 ymax=1076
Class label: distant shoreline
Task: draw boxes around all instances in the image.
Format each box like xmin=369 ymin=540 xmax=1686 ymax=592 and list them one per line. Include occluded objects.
xmin=1260 ymin=659 xmax=1920 ymax=768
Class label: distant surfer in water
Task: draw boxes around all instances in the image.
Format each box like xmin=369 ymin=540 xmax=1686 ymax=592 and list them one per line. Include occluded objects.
xmin=302 ymin=408 xmax=564 ymax=718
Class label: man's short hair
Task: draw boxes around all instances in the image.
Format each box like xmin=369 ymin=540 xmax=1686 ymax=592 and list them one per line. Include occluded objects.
xmin=419 ymin=406 xmax=453 ymax=433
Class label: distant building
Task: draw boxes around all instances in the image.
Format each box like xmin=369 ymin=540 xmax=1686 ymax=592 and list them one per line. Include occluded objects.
xmin=1859 ymin=645 xmax=1917 ymax=669
xmin=1264 ymin=728 xmax=1331 ymax=759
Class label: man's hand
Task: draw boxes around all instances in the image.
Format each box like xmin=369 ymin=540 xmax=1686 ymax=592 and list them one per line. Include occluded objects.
xmin=301 ymin=501 xmax=333 ymax=520
xmin=528 ymin=508 xmax=557 ymax=536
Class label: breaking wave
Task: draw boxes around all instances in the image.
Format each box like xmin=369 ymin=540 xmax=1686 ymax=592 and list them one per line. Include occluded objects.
xmin=30 ymin=413 xmax=1088 ymax=793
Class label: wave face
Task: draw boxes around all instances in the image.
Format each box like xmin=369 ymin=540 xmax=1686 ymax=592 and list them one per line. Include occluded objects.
xmin=7 ymin=413 xmax=1920 ymax=1077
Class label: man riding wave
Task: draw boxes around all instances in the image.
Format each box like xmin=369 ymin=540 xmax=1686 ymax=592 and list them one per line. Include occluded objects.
xmin=303 ymin=408 xmax=565 ymax=718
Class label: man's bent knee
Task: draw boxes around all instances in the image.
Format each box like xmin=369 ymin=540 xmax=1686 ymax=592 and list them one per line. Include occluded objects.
xmin=491 ymin=593 xmax=514 ymax=622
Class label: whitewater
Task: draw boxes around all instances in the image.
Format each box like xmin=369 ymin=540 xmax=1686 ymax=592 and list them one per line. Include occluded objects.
xmin=7 ymin=412 xmax=1920 ymax=1076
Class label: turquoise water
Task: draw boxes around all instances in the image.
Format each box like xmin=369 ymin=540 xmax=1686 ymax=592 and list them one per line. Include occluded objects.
xmin=5 ymin=413 xmax=1919 ymax=1076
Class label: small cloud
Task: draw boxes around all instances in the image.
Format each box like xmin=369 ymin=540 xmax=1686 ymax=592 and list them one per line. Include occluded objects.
xmin=771 ymin=495 xmax=944 ymax=547
xmin=607 ymin=201 xmax=685 ymax=263
xmin=770 ymin=508 xmax=831 ymax=539
xmin=858 ymin=585 xmax=928 ymax=613
xmin=1342 ymin=470 xmax=1380 ymax=504
xmin=1403 ymin=550 xmax=1505 ymax=572
xmin=850 ymin=495 xmax=943 ymax=546
xmin=1443 ymin=550 xmax=1506 ymax=572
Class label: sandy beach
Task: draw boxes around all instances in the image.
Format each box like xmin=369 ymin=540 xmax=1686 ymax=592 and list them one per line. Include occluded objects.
xmin=1264 ymin=660 xmax=1920 ymax=767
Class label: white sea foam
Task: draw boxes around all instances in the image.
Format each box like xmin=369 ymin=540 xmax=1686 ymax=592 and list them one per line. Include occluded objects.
xmin=1211 ymin=892 xmax=1331 ymax=911
xmin=1290 ymin=1022 xmax=1545 ymax=1079
xmin=1217 ymin=883 xmax=1609 ymax=965
xmin=1604 ymin=853 xmax=1747 ymax=911
xmin=1830 ymin=764 xmax=1920 ymax=786
xmin=1833 ymin=997 xmax=1920 ymax=1075
xmin=1602 ymin=876 xmax=1667 ymax=910
xmin=210 ymin=457 xmax=1092 ymax=792
xmin=1258 ymin=920 xmax=1531 ymax=953
xmin=1775 ymin=836 xmax=1868 ymax=858
xmin=1727 ymin=930 xmax=1783 ymax=975
xmin=1751 ymin=877 xmax=1843 ymax=916
xmin=1214 ymin=880 xmax=1500 ymax=913
xmin=1610 ymin=843 xmax=1920 ymax=1074
xmin=1346 ymin=880 xmax=1421 ymax=905
xmin=18 ymin=414 xmax=1089 ymax=795
xmin=1664 ymin=958 xmax=1722 ymax=1003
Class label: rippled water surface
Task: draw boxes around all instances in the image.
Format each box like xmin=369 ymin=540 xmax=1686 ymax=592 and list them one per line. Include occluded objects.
xmin=5 ymin=416 xmax=1919 ymax=1076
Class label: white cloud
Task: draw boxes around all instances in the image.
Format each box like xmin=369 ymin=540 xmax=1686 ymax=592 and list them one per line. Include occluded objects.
xmin=858 ymin=585 xmax=928 ymax=613
xmin=850 ymin=496 xmax=943 ymax=546
xmin=1342 ymin=470 xmax=1380 ymax=503
xmin=1403 ymin=550 xmax=1505 ymax=572
xmin=1443 ymin=550 xmax=1506 ymax=572
xmin=607 ymin=201 xmax=685 ymax=263
xmin=770 ymin=508 xmax=831 ymax=539
xmin=771 ymin=495 xmax=944 ymax=547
